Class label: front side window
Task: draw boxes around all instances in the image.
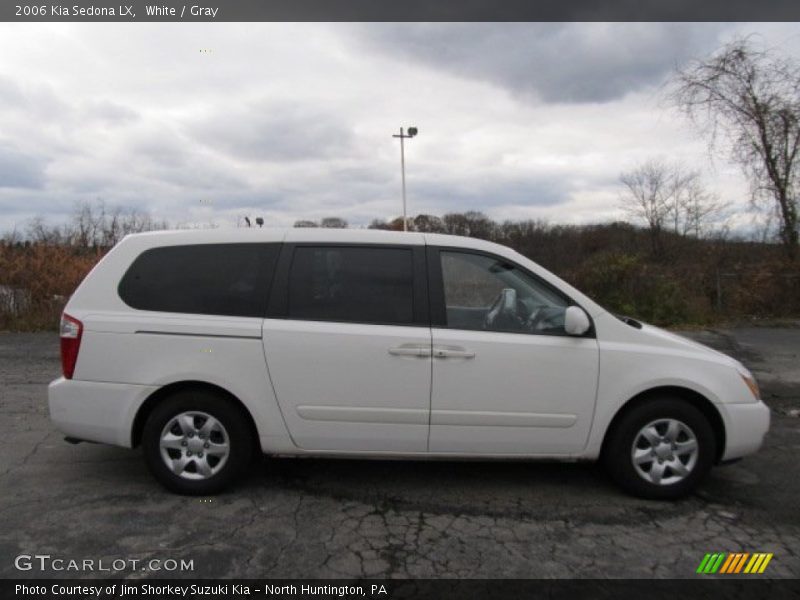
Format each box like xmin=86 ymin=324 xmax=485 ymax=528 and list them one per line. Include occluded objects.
xmin=440 ymin=251 xmax=569 ymax=334
xmin=118 ymin=243 xmax=279 ymax=317
xmin=288 ymin=246 xmax=414 ymax=325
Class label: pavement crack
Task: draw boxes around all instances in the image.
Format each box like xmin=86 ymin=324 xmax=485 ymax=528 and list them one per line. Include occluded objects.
xmin=0 ymin=430 xmax=52 ymax=478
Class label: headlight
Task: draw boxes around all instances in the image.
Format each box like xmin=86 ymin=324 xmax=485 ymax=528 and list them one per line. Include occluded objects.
xmin=736 ymin=367 xmax=761 ymax=401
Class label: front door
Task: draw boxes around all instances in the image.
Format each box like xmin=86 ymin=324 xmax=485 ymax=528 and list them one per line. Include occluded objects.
xmin=428 ymin=248 xmax=599 ymax=455
xmin=262 ymin=244 xmax=432 ymax=452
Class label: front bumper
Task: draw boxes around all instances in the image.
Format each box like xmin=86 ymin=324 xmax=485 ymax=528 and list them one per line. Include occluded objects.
xmin=48 ymin=377 xmax=158 ymax=448
xmin=718 ymin=400 xmax=771 ymax=461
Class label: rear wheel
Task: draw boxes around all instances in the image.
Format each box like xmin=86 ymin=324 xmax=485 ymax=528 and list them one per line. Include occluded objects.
xmin=603 ymin=397 xmax=716 ymax=500
xmin=142 ymin=389 xmax=255 ymax=495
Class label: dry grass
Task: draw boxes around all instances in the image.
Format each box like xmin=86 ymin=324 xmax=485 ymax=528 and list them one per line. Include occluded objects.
xmin=0 ymin=243 xmax=103 ymax=330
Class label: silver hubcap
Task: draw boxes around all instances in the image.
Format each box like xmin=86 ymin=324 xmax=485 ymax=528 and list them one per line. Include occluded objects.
xmin=159 ymin=411 xmax=230 ymax=480
xmin=631 ymin=418 xmax=699 ymax=486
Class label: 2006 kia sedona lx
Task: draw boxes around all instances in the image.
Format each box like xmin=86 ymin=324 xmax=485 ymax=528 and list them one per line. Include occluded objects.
xmin=48 ymin=229 xmax=770 ymax=498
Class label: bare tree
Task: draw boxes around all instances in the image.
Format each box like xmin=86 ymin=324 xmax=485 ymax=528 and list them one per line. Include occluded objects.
xmin=752 ymin=204 xmax=779 ymax=244
xmin=441 ymin=211 xmax=495 ymax=238
xmin=620 ymin=160 xmax=725 ymax=251
xmin=412 ymin=214 xmax=446 ymax=233
xmin=442 ymin=212 xmax=470 ymax=236
xmin=367 ymin=217 xmax=404 ymax=231
xmin=1 ymin=226 xmax=22 ymax=245
xmin=25 ymin=216 xmax=64 ymax=245
xmin=120 ymin=208 xmax=167 ymax=237
xmin=671 ymin=38 xmax=800 ymax=258
xmin=101 ymin=205 xmax=122 ymax=246
xmin=666 ymin=167 xmax=697 ymax=235
xmin=24 ymin=201 xmax=168 ymax=248
xmin=680 ymin=176 xmax=728 ymax=238
xmin=462 ymin=211 xmax=495 ymax=240
xmin=367 ymin=219 xmax=392 ymax=230
xmin=71 ymin=200 xmax=103 ymax=247
xmin=320 ymin=217 xmax=348 ymax=229
xmin=619 ymin=160 xmax=672 ymax=255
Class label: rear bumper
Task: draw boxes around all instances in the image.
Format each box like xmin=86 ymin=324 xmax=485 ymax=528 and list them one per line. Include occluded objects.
xmin=718 ymin=400 xmax=771 ymax=461
xmin=48 ymin=377 xmax=158 ymax=448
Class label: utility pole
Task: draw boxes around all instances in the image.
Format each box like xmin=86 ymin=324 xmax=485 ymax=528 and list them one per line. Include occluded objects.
xmin=392 ymin=126 xmax=418 ymax=231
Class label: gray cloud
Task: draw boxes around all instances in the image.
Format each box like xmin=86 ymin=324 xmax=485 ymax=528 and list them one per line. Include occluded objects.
xmin=0 ymin=73 xmax=72 ymax=120
xmin=85 ymin=100 xmax=139 ymax=125
xmin=0 ymin=22 xmax=786 ymax=235
xmin=409 ymin=173 xmax=574 ymax=216
xmin=0 ymin=143 xmax=47 ymax=189
xmin=189 ymin=102 xmax=357 ymax=162
xmin=355 ymin=23 xmax=728 ymax=103
xmin=132 ymin=135 xmax=190 ymax=169
xmin=0 ymin=75 xmax=25 ymax=107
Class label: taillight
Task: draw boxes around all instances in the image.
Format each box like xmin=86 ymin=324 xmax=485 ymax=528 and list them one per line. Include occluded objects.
xmin=60 ymin=313 xmax=83 ymax=379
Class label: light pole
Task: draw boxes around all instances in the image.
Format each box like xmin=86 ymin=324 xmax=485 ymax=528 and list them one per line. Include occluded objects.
xmin=392 ymin=126 xmax=418 ymax=231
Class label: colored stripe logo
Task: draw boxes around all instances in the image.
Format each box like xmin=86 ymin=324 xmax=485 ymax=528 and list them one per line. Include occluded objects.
xmin=697 ymin=553 xmax=773 ymax=574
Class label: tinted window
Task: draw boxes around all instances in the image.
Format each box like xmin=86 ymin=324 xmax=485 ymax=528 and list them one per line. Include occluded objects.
xmin=119 ymin=243 xmax=279 ymax=317
xmin=441 ymin=251 xmax=569 ymax=335
xmin=288 ymin=246 xmax=414 ymax=325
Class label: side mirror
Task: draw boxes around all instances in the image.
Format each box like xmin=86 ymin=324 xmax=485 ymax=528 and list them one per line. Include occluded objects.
xmin=564 ymin=306 xmax=591 ymax=336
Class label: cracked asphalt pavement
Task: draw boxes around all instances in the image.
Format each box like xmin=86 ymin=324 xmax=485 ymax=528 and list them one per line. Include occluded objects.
xmin=0 ymin=327 xmax=798 ymax=579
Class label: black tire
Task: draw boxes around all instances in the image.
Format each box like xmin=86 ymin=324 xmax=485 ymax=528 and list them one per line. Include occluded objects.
xmin=602 ymin=397 xmax=716 ymax=500
xmin=142 ymin=389 xmax=255 ymax=495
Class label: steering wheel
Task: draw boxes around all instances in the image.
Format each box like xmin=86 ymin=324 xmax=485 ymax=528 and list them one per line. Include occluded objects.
xmin=484 ymin=288 xmax=524 ymax=331
xmin=526 ymin=306 xmax=565 ymax=332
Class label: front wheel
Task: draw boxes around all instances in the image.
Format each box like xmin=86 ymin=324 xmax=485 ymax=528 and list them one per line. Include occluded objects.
xmin=603 ymin=398 xmax=716 ymax=500
xmin=142 ymin=389 xmax=255 ymax=495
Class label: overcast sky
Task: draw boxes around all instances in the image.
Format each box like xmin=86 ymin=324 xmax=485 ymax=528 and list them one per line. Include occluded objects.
xmin=1 ymin=22 xmax=799 ymax=234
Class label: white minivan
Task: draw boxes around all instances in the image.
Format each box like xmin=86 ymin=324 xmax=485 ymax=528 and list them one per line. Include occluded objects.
xmin=48 ymin=228 xmax=769 ymax=498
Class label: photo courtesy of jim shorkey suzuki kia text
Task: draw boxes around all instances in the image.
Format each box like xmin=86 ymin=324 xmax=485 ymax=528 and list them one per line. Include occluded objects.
xmin=15 ymin=584 xmax=387 ymax=597
xmin=15 ymin=4 xmax=220 ymax=18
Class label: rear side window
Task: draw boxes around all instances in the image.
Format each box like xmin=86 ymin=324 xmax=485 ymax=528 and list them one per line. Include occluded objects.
xmin=287 ymin=246 xmax=414 ymax=325
xmin=118 ymin=243 xmax=279 ymax=317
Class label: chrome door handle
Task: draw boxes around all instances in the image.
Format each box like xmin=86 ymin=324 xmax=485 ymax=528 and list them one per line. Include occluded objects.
xmin=388 ymin=344 xmax=432 ymax=358
xmin=433 ymin=347 xmax=476 ymax=359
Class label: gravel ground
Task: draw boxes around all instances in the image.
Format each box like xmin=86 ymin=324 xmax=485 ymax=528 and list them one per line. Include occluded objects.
xmin=0 ymin=327 xmax=798 ymax=579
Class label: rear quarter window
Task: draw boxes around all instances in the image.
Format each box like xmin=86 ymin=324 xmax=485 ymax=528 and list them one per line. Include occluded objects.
xmin=118 ymin=243 xmax=279 ymax=317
